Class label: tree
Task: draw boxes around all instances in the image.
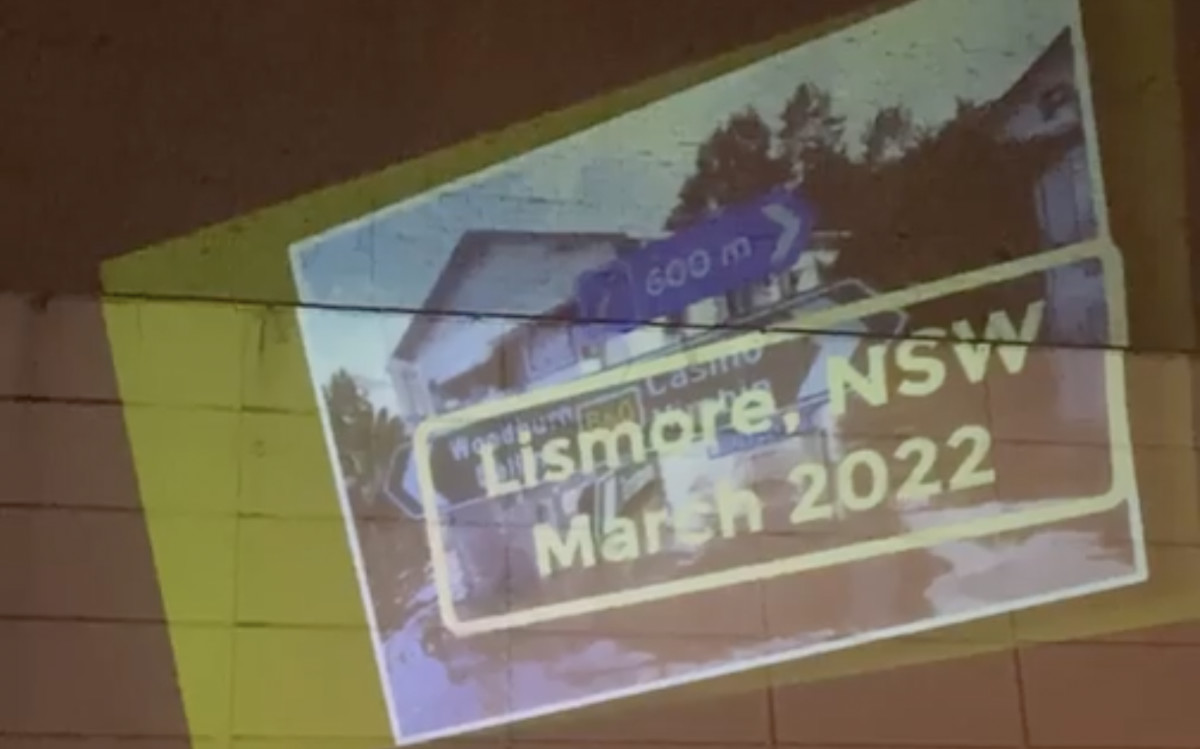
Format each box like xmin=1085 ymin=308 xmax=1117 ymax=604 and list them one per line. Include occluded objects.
xmin=861 ymin=104 xmax=919 ymax=168
xmin=665 ymin=108 xmax=789 ymax=231
xmin=322 ymin=369 xmax=404 ymax=515
xmin=953 ymin=96 xmax=984 ymax=123
xmin=323 ymin=369 xmax=425 ymax=635
xmin=833 ymin=97 xmax=1051 ymax=324
xmin=663 ymin=82 xmax=1056 ymax=326
xmin=778 ymin=83 xmax=846 ymax=181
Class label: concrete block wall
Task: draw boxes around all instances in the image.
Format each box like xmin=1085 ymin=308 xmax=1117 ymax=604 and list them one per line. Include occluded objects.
xmin=3 ymin=1 xmax=1200 ymax=747
xmin=4 ymin=283 xmax=1200 ymax=749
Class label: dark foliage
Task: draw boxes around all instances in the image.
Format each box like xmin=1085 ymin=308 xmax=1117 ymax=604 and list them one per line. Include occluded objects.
xmin=664 ymin=84 xmax=1061 ymax=325
xmin=323 ymin=369 xmax=427 ymax=635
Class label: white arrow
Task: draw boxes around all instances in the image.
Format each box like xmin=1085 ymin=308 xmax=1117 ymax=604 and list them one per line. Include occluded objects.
xmin=762 ymin=202 xmax=803 ymax=267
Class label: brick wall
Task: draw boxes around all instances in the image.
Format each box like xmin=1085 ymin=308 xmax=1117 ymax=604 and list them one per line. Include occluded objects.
xmin=3 ymin=1 xmax=1200 ymax=748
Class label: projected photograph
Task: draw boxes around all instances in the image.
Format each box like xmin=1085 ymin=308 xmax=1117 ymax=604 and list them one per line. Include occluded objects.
xmin=289 ymin=0 xmax=1144 ymax=743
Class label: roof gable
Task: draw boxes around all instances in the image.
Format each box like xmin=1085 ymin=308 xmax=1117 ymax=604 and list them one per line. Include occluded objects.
xmin=393 ymin=230 xmax=637 ymax=361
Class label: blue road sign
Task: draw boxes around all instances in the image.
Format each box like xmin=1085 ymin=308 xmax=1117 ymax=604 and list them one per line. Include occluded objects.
xmin=575 ymin=187 xmax=815 ymax=340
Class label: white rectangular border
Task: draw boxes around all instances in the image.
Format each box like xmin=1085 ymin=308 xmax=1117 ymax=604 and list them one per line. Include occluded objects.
xmin=414 ymin=239 xmax=1141 ymax=637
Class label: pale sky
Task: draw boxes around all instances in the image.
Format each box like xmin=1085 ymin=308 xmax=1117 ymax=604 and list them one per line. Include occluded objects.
xmin=290 ymin=0 xmax=1084 ymax=409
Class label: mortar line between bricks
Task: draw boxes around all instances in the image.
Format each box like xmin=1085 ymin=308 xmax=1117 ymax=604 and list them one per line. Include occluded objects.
xmin=2 ymin=612 xmax=1199 ymax=650
xmin=5 ymin=731 xmax=1166 ymax=749
xmin=224 ymin=410 xmax=248 ymax=745
xmin=0 ymin=392 xmax=317 ymax=415
xmin=0 ymin=729 xmax=219 ymax=740
xmin=1013 ymin=633 xmax=1035 ymax=749
xmin=0 ymin=728 xmax=1197 ymax=749
xmin=3 ymin=498 xmax=1188 ymax=551
xmin=6 ymin=286 xmax=1195 ymax=357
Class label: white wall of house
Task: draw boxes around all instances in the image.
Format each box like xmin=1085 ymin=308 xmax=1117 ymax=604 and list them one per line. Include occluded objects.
xmin=997 ymin=38 xmax=1106 ymax=427
xmin=1034 ymin=143 xmax=1096 ymax=248
xmin=387 ymin=358 xmax=435 ymax=428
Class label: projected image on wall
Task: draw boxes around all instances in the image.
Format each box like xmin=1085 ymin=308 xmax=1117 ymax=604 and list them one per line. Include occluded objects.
xmin=289 ymin=0 xmax=1143 ymax=743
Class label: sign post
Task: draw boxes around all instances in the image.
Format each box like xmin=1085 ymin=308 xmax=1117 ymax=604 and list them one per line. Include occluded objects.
xmin=575 ymin=187 xmax=816 ymax=339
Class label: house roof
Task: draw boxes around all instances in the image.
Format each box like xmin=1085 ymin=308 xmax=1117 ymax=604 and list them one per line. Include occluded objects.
xmin=982 ymin=27 xmax=1074 ymax=126
xmin=392 ymin=229 xmax=638 ymax=362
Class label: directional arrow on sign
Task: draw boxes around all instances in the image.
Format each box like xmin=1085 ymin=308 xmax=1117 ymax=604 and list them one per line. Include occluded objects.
xmin=763 ymin=201 xmax=803 ymax=266
xmin=575 ymin=187 xmax=815 ymax=341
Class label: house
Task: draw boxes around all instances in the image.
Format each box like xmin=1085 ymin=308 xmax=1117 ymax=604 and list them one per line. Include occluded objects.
xmin=985 ymin=27 xmax=1107 ymax=424
xmin=986 ymin=27 xmax=1098 ymax=250
xmin=390 ymin=227 xmax=849 ymax=427
xmin=387 ymin=229 xmax=640 ymax=426
xmin=386 ymin=229 xmax=651 ymax=602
